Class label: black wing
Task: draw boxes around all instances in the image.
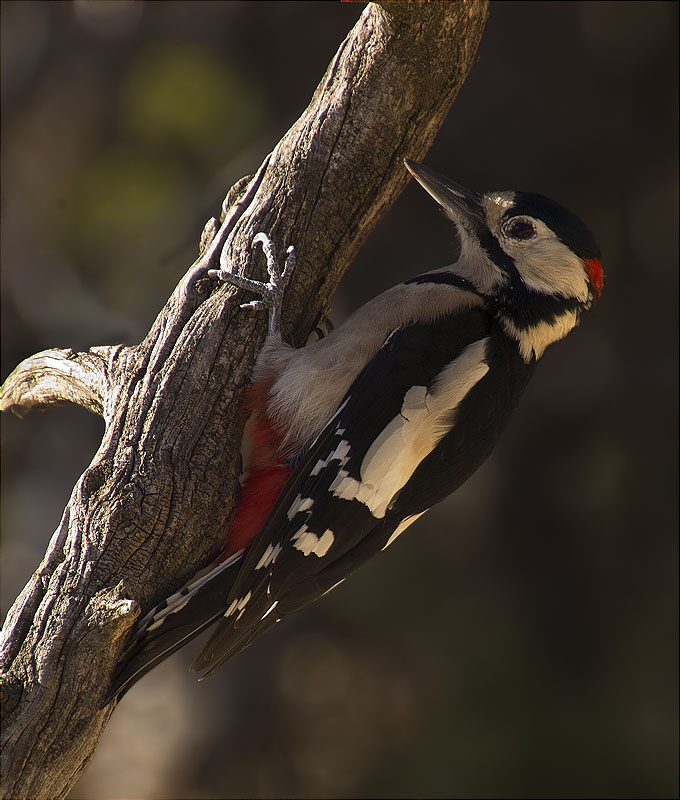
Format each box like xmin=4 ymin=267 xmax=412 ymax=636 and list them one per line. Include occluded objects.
xmin=191 ymin=307 xmax=492 ymax=675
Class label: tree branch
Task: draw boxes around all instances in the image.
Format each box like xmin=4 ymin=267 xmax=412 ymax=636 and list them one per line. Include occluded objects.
xmin=0 ymin=346 xmax=126 ymax=419
xmin=0 ymin=3 xmax=489 ymax=797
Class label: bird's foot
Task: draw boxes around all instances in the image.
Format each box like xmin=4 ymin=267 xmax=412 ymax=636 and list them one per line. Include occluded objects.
xmin=209 ymin=233 xmax=295 ymax=335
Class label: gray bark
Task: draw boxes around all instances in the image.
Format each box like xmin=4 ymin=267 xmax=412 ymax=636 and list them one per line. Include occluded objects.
xmin=0 ymin=3 xmax=488 ymax=797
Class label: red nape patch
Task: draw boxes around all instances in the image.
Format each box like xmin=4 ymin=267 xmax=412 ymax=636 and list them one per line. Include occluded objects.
xmin=584 ymin=258 xmax=604 ymax=298
xmin=221 ymin=465 xmax=293 ymax=559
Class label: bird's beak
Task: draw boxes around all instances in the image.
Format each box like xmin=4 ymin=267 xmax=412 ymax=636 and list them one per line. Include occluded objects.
xmin=404 ymin=159 xmax=485 ymax=232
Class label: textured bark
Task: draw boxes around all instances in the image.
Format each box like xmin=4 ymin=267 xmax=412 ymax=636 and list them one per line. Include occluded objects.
xmin=0 ymin=3 xmax=488 ymax=797
xmin=0 ymin=347 xmax=122 ymax=419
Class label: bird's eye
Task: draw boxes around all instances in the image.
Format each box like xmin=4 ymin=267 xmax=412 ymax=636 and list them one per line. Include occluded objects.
xmin=504 ymin=218 xmax=536 ymax=240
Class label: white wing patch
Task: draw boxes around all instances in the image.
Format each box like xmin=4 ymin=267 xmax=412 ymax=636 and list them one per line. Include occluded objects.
xmin=261 ymin=601 xmax=278 ymax=621
xmin=292 ymin=525 xmax=335 ymax=557
xmin=286 ymin=494 xmax=315 ymax=520
xmin=144 ymin=550 xmax=244 ymax=633
xmin=332 ymin=338 xmax=490 ymax=518
xmin=310 ymin=438 xmax=352 ymax=476
xmin=381 ymin=512 xmax=426 ymax=551
xmin=255 ymin=542 xmax=284 ymax=570
xmin=319 ymin=578 xmax=346 ymax=599
xmin=224 ymin=591 xmax=252 ymax=618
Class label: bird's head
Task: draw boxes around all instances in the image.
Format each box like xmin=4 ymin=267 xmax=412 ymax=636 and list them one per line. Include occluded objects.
xmin=405 ymin=159 xmax=603 ymax=360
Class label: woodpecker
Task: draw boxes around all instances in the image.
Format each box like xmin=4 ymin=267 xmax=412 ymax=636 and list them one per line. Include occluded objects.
xmin=108 ymin=160 xmax=603 ymax=699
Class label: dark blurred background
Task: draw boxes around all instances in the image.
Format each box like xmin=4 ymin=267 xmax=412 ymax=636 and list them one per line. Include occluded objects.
xmin=1 ymin=2 xmax=677 ymax=798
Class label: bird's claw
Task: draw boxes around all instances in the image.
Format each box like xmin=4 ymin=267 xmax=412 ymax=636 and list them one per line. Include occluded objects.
xmin=210 ymin=233 xmax=295 ymax=335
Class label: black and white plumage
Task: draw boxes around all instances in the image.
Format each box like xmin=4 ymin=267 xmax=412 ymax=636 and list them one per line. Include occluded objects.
xmin=108 ymin=160 xmax=603 ymax=699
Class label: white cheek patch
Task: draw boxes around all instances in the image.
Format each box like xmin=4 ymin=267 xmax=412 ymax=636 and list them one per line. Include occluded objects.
xmin=500 ymin=219 xmax=589 ymax=302
xmin=381 ymin=512 xmax=426 ymax=551
xmin=457 ymin=236 xmax=508 ymax=295
xmin=332 ymin=338 xmax=490 ymax=518
xmin=292 ymin=525 xmax=335 ymax=557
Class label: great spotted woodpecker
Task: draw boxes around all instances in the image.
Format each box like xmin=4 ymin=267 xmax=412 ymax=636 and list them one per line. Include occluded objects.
xmin=108 ymin=160 xmax=603 ymax=699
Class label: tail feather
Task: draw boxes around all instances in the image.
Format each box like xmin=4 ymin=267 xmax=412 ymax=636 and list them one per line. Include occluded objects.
xmin=106 ymin=551 xmax=244 ymax=703
xmin=191 ymin=605 xmax=280 ymax=679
